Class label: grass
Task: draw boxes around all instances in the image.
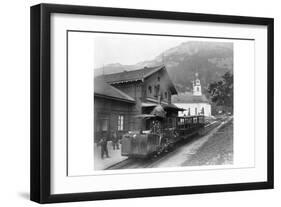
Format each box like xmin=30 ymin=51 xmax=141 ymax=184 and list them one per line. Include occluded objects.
xmin=182 ymin=120 xmax=233 ymax=166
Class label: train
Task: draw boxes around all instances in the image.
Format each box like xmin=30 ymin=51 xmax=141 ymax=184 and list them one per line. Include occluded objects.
xmin=121 ymin=115 xmax=207 ymax=158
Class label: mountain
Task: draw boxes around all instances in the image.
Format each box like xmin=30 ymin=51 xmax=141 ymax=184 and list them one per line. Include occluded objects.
xmin=94 ymin=41 xmax=233 ymax=94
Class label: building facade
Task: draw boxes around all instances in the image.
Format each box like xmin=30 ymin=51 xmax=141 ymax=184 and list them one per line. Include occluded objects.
xmin=94 ymin=65 xmax=181 ymax=142
xmin=172 ymin=73 xmax=212 ymax=117
xmin=94 ymin=77 xmax=135 ymax=142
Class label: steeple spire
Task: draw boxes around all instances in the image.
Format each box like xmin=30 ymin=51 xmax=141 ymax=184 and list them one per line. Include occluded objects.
xmin=192 ymin=73 xmax=202 ymax=96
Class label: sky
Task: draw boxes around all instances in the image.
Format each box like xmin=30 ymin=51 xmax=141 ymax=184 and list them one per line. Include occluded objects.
xmin=93 ymin=33 xmax=186 ymax=69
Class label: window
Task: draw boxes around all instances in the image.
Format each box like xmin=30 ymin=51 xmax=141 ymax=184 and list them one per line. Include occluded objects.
xmin=101 ymin=119 xmax=109 ymax=131
xmin=148 ymin=85 xmax=152 ymax=94
xmin=201 ymin=107 xmax=205 ymax=115
xmin=157 ymin=76 xmax=160 ymax=81
xmin=154 ymin=84 xmax=160 ymax=97
xmin=96 ymin=121 xmax=100 ymax=132
xmin=165 ymin=92 xmax=168 ymax=99
xmin=195 ymin=107 xmax=197 ymax=115
xmin=117 ymin=115 xmax=124 ymax=131
xmin=180 ymin=118 xmax=185 ymax=129
xmin=193 ymin=117 xmax=198 ymax=123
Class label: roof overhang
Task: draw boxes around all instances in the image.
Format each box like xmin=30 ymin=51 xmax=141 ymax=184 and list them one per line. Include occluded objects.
xmin=94 ymin=93 xmax=136 ymax=104
xmin=141 ymin=102 xmax=158 ymax=107
xmin=109 ymin=79 xmax=143 ymax=85
xmin=143 ymin=65 xmax=165 ymax=79
xmin=134 ymin=114 xmax=156 ymax=119
xmin=162 ymin=104 xmax=185 ymax=111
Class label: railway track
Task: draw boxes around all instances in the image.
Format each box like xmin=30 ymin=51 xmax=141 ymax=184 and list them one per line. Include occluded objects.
xmin=105 ymin=152 xmax=177 ymax=170
xmin=105 ymin=118 xmax=226 ymax=170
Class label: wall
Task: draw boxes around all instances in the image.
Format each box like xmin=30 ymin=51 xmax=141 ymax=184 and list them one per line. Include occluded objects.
xmin=145 ymin=69 xmax=173 ymax=104
xmin=0 ymin=0 xmax=279 ymax=207
xmin=94 ymin=97 xmax=134 ymax=141
xmin=176 ymin=103 xmax=212 ymax=117
xmin=114 ymin=82 xmax=144 ymax=129
xmin=114 ymin=82 xmax=142 ymax=102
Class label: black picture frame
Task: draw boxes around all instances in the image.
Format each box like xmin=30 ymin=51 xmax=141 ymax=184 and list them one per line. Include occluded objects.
xmin=30 ymin=3 xmax=274 ymax=204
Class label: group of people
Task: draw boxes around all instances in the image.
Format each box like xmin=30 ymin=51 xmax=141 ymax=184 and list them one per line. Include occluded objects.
xmin=98 ymin=131 xmax=120 ymax=159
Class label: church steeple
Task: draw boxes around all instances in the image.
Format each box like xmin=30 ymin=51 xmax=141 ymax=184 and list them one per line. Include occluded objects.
xmin=192 ymin=73 xmax=202 ymax=96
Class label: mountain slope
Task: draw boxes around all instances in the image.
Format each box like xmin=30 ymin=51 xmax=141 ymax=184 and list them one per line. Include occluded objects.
xmin=95 ymin=41 xmax=233 ymax=94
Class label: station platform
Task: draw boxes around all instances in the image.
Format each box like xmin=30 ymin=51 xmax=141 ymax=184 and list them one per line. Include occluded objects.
xmin=94 ymin=141 xmax=127 ymax=170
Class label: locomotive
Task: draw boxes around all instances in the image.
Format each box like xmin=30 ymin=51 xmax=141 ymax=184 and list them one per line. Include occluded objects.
xmin=121 ymin=114 xmax=206 ymax=158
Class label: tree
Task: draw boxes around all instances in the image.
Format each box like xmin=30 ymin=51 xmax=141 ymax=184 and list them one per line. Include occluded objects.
xmin=208 ymin=71 xmax=233 ymax=113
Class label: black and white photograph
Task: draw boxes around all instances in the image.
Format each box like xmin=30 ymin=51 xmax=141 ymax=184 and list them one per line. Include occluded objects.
xmin=66 ymin=28 xmax=256 ymax=178
xmin=92 ymin=34 xmax=234 ymax=171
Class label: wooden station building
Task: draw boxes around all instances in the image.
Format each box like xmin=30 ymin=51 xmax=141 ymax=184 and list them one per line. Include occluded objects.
xmin=94 ymin=65 xmax=182 ymax=142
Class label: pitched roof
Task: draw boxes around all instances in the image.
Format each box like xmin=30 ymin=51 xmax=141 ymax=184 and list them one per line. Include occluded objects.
xmin=172 ymin=92 xmax=210 ymax=104
xmin=101 ymin=65 xmax=178 ymax=95
xmin=94 ymin=77 xmax=135 ymax=103
xmin=102 ymin=65 xmax=164 ymax=84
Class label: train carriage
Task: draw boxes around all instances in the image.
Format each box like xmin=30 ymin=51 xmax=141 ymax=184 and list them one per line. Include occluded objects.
xmin=121 ymin=115 xmax=205 ymax=158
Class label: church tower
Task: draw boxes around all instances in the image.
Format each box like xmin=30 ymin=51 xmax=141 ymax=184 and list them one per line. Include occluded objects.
xmin=192 ymin=73 xmax=202 ymax=96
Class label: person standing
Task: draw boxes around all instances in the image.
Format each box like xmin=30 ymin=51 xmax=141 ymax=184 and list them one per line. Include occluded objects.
xmin=99 ymin=133 xmax=109 ymax=159
xmin=112 ymin=131 xmax=119 ymax=150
